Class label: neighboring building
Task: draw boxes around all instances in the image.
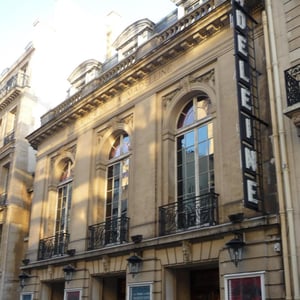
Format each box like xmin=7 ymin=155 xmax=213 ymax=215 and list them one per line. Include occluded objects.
xmin=268 ymin=0 xmax=300 ymax=299
xmin=0 ymin=46 xmax=37 ymax=299
xmin=0 ymin=11 xmax=95 ymax=299
xmin=22 ymin=0 xmax=295 ymax=299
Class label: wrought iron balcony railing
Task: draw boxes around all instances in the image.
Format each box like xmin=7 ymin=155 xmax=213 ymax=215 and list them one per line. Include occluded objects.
xmin=38 ymin=232 xmax=70 ymax=260
xmin=0 ymin=71 xmax=29 ymax=100
xmin=3 ymin=131 xmax=14 ymax=146
xmin=0 ymin=193 xmax=7 ymax=207
xmin=159 ymin=192 xmax=218 ymax=236
xmin=88 ymin=216 xmax=129 ymax=250
xmin=285 ymin=64 xmax=300 ymax=106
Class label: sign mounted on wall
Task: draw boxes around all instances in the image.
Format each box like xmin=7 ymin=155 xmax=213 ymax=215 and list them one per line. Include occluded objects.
xmin=232 ymin=0 xmax=260 ymax=210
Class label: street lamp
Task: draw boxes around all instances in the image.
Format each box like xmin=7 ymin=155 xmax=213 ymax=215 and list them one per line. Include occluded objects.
xmin=19 ymin=271 xmax=30 ymax=289
xmin=226 ymin=234 xmax=245 ymax=267
xmin=63 ymin=264 xmax=76 ymax=283
xmin=127 ymin=254 xmax=143 ymax=277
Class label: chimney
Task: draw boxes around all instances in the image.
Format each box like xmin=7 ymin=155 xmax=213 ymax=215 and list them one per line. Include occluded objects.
xmin=105 ymin=11 xmax=122 ymax=60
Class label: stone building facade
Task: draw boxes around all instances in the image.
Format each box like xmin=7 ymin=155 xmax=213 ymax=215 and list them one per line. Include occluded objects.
xmin=21 ymin=0 xmax=297 ymax=299
xmin=0 ymin=46 xmax=37 ymax=299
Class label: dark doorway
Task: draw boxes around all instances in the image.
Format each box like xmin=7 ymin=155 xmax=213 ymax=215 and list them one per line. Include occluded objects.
xmin=190 ymin=268 xmax=220 ymax=300
xmin=51 ymin=281 xmax=65 ymax=300
xmin=102 ymin=276 xmax=126 ymax=300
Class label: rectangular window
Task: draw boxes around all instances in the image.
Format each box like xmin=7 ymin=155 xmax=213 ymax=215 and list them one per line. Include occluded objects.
xmin=64 ymin=289 xmax=82 ymax=300
xmin=128 ymin=283 xmax=152 ymax=300
xmin=224 ymin=272 xmax=265 ymax=300
xmin=20 ymin=293 xmax=33 ymax=300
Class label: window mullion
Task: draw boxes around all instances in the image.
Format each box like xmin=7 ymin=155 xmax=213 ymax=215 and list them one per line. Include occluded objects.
xmin=195 ymin=127 xmax=200 ymax=196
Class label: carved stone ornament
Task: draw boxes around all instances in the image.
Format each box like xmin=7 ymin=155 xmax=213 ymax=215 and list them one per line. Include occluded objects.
xmin=191 ymin=69 xmax=215 ymax=88
xmin=102 ymin=255 xmax=110 ymax=272
xmin=182 ymin=240 xmax=192 ymax=263
xmin=162 ymin=88 xmax=181 ymax=109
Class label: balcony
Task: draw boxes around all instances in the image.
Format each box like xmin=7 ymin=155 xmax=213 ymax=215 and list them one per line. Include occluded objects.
xmin=88 ymin=216 xmax=129 ymax=250
xmin=0 ymin=71 xmax=29 ymax=109
xmin=284 ymin=64 xmax=300 ymax=134
xmin=38 ymin=232 xmax=70 ymax=260
xmin=159 ymin=192 xmax=218 ymax=236
xmin=3 ymin=131 xmax=14 ymax=146
xmin=0 ymin=193 xmax=7 ymax=207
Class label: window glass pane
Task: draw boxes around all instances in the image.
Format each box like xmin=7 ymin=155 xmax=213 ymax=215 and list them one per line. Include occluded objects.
xmin=177 ymin=101 xmax=194 ymax=128
xmin=130 ymin=285 xmax=150 ymax=300
xmin=198 ymin=141 xmax=208 ymax=157
xmin=198 ymin=125 xmax=208 ymax=142
xmin=186 ymin=177 xmax=195 ymax=195
xmin=199 ymin=173 xmax=208 ymax=191
xmin=22 ymin=295 xmax=32 ymax=300
xmin=196 ymin=98 xmax=209 ymax=120
xmin=186 ymin=162 xmax=195 ymax=177
xmin=184 ymin=131 xmax=194 ymax=148
xmin=109 ymin=134 xmax=130 ymax=159
xmin=122 ymin=135 xmax=130 ymax=153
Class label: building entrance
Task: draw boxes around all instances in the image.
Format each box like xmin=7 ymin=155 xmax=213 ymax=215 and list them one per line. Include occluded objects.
xmin=190 ymin=268 xmax=219 ymax=300
xmin=169 ymin=266 xmax=219 ymax=300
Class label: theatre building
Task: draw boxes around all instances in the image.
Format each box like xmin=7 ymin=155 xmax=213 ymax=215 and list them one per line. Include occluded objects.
xmin=22 ymin=0 xmax=287 ymax=299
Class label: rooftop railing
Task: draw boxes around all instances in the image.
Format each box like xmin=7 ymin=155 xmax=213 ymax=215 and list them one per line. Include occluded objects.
xmin=41 ymin=0 xmax=220 ymax=125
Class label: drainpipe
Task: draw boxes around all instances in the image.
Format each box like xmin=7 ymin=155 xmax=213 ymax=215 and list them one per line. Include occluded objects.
xmin=265 ymin=1 xmax=300 ymax=299
xmin=262 ymin=11 xmax=291 ymax=300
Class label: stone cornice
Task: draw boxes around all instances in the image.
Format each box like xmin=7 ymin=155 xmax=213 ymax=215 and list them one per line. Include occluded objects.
xmin=27 ymin=0 xmax=232 ymax=149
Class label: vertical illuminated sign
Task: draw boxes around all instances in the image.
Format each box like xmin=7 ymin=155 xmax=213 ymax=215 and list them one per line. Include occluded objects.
xmin=232 ymin=0 xmax=259 ymax=210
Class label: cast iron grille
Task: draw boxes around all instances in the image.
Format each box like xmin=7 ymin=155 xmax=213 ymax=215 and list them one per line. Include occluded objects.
xmin=88 ymin=216 xmax=129 ymax=250
xmin=285 ymin=64 xmax=300 ymax=106
xmin=3 ymin=131 xmax=14 ymax=145
xmin=38 ymin=232 xmax=70 ymax=260
xmin=159 ymin=192 xmax=218 ymax=236
xmin=0 ymin=72 xmax=29 ymax=99
xmin=0 ymin=193 xmax=7 ymax=207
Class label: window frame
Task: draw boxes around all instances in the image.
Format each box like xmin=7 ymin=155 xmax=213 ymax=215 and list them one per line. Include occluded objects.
xmin=55 ymin=177 xmax=73 ymax=235
xmin=176 ymin=96 xmax=214 ymax=200
xmin=20 ymin=292 xmax=33 ymax=300
xmin=127 ymin=282 xmax=153 ymax=300
xmin=64 ymin=288 xmax=82 ymax=300
xmin=224 ymin=271 xmax=266 ymax=300
xmin=105 ymin=133 xmax=130 ymax=221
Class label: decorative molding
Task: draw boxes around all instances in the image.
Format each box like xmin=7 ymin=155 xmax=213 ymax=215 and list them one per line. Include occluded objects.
xmin=180 ymin=76 xmax=191 ymax=93
xmin=191 ymin=69 xmax=215 ymax=88
xmin=162 ymin=88 xmax=181 ymax=109
xmin=102 ymin=255 xmax=110 ymax=272
xmin=123 ymin=113 xmax=134 ymax=129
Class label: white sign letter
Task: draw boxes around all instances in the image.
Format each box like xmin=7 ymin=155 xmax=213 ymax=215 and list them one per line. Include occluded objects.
xmin=236 ymin=9 xmax=246 ymax=30
xmin=245 ymin=147 xmax=257 ymax=171
xmin=239 ymin=60 xmax=249 ymax=82
xmin=247 ymin=179 xmax=258 ymax=204
xmin=240 ymin=87 xmax=251 ymax=111
xmin=245 ymin=117 xmax=252 ymax=139
xmin=237 ymin=34 xmax=248 ymax=57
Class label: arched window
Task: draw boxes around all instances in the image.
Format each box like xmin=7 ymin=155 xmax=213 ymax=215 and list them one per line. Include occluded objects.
xmin=105 ymin=133 xmax=130 ymax=244
xmin=176 ymin=94 xmax=214 ymax=227
xmin=55 ymin=159 xmax=73 ymax=238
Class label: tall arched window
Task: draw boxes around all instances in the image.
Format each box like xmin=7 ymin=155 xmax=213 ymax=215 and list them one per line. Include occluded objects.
xmin=105 ymin=133 xmax=130 ymax=244
xmin=55 ymin=159 xmax=73 ymax=252
xmin=176 ymin=93 xmax=214 ymax=227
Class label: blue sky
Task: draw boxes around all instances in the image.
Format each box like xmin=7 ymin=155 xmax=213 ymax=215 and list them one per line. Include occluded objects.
xmin=0 ymin=0 xmax=176 ymax=73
